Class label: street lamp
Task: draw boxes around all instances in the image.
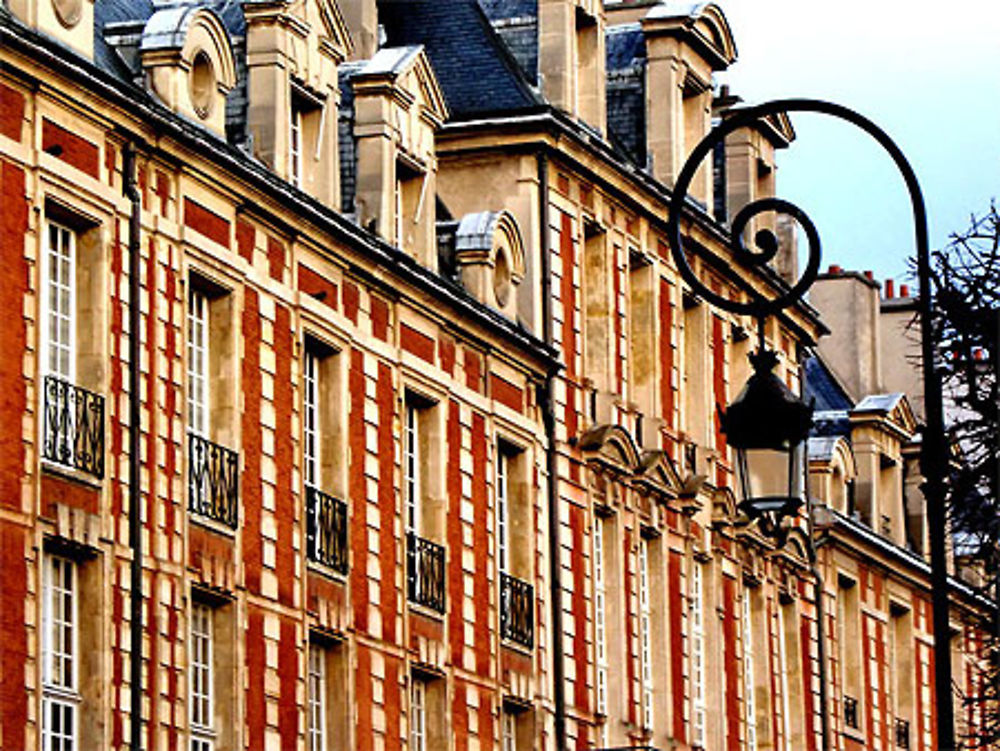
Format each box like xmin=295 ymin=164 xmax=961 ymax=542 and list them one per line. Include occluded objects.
xmin=722 ymin=348 xmax=813 ymax=545
xmin=666 ymin=99 xmax=955 ymax=751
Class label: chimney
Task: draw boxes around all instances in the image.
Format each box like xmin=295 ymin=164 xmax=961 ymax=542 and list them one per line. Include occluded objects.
xmin=341 ymin=0 xmax=378 ymax=60
xmin=828 ymin=264 xmax=843 ymax=274
xmin=810 ymin=270 xmax=883 ymax=400
xmin=900 ymin=284 xmax=910 ymax=298
xmin=885 ymin=279 xmax=895 ymax=298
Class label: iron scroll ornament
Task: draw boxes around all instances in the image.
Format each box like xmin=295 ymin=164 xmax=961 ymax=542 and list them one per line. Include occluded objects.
xmin=665 ymin=98 xmax=929 ymax=320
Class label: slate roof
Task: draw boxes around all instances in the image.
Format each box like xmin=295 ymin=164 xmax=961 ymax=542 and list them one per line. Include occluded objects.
xmin=378 ymin=0 xmax=542 ymax=120
xmin=606 ymin=23 xmax=646 ymax=167
xmin=803 ymin=356 xmax=852 ymax=412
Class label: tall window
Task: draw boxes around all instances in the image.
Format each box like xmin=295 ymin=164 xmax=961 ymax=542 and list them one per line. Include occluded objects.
xmin=187 ymin=288 xmax=209 ymax=437
xmin=303 ymin=349 xmax=319 ymax=487
xmin=190 ymin=603 xmax=214 ymax=751
xmin=743 ymin=593 xmax=758 ymax=751
xmin=638 ymin=539 xmax=653 ymax=729
xmin=501 ymin=709 xmax=517 ymax=751
xmin=307 ymin=645 xmax=326 ymax=751
xmin=410 ymin=677 xmax=427 ymax=751
xmin=405 ymin=403 xmax=420 ymax=532
xmin=690 ymin=562 xmax=706 ymax=747
xmin=43 ymin=222 xmax=76 ymax=381
xmin=777 ymin=605 xmax=792 ymax=751
xmin=497 ymin=449 xmax=509 ymax=572
xmin=290 ymin=105 xmax=303 ymax=188
xmin=42 ymin=555 xmax=78 ymax=751
xmin=594 ymin=518 xmax=608 ymax=745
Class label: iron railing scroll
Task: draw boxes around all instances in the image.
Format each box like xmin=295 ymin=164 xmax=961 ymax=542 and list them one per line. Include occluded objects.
xmin=500 ymin=571 xmax=534 ymax=649
xmin=407 ymin=531 xmax=445 ymax=613
xmin=188 ymin=432 xmax=238 ymax=528
xmin=42 ymin=374 xmax=105 ymax=479
xmin=306 ymin=485 xmax=348 ymax=574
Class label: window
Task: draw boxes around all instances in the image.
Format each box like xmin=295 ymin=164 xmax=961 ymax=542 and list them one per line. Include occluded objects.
xmin=410 ymin=677 xmax=426 ymax=751
xmin=39 ymin=215 xmax=107 ymax=479
xmin=501 ymin=708 xmax=516 ymax=751
xmin=777 ymin=604 xmax=793 ymax=750
xmin=638 ymin=539 xmax=653 ymax=729
xmin=690 ymin=562 xmax=706 ymax=747
xmin=594 ymin=517 xmax=608 ymax=724
xmin=42 ymin=555 xmax=78 ymax=751
xmin=307 ymin=645 xmax=326 ymax=751
xmin=187 ymin=287 xmax=209 ymax=438
xmin=405 ymin=402 xmax=421 ymax=533
xmin=838 ymin=576 xmax=862 ymax=733
xmin=304 ymin=347 xmax=319 ymax=487
xmin=190 ymin=603 xmax=214 ymax=751
xmin=743 ymin=593 xmax=758 ymax=751
xmin=290 ymin=104 xmax=303 ymax=188
xmin=43 ymin=221 xmax=76 ymax=382
xmin=497 ymin=449 xmax=509 ymax=572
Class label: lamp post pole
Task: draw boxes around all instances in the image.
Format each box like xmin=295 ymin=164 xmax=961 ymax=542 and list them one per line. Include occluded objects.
xmin=666 ymin=99 xmax=955 ymax=751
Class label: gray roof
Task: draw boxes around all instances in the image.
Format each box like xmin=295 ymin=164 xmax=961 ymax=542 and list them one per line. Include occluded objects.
xmin=854 ymin=393 xmax=905 ymax=414
xmin=807 ymin=435 xmax=844 ymax=462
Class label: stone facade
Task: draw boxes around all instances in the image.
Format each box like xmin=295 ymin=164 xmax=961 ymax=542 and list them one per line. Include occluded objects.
xmin=0 ymin=1 xmax=991 ymax=751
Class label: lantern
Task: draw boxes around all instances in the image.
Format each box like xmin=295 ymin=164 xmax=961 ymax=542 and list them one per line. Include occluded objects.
xmin=721 ymin=350 xmax=814 ymax=541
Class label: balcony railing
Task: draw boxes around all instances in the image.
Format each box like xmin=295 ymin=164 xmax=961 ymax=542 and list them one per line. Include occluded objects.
xmin=895 ymin=718 xmax=910 ymax=748
xmin=42 ymin=375 xmax=105 ymax=479
xmin=306 ymin=485 xmax=348 ymax=574
xmin=407 ymin=532 xmax=445 ymax=613
xmin=500 ymin=571 xmax=534 ymax=649
xmin=844 ymin=695 xmax=860 ymax=730
xmin=188 ymin=432 xmax=238 ymax=528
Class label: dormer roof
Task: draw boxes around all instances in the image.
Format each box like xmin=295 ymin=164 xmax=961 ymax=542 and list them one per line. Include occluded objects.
xmin=641 ymin=1 xmax=737 ymax=70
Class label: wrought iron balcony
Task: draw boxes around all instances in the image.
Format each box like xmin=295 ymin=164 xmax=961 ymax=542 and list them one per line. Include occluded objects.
xmin=844 ymin=695 xmax=860 ymax=730
xmin=895 ymin=718 xmax=910 ymax=748
xmin=306 ymin=485 xmax=348 ymax=574
xmin=42 ymin=375 xmax=105 ymax=479
xmin=188 ymin=432 xmax=238 ymax=528
xmin=407 ymin=532 xmax=445 ymax=613
xmin=500 ymin=571 xmax=534 ymax=649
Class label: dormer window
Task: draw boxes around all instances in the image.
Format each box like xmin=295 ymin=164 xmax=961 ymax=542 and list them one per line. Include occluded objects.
xmin=395 ymin=156 xmax=426 ymax=251
xmin=290 ymin=104 xmax=303 ymax=188
xmin=190 ymin=51 xmax=216 ymax=120
xmin=288 ymin=85 xmax=325 ymax=191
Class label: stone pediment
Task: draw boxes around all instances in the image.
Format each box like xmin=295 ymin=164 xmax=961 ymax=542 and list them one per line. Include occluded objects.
xmin=633 ymin=449 xmax=683 ymax=501
xmin=577 ymin=423 xmax=641 ymax=476
xmin=353 ymin=45 xmax=448 ymax=127
xmin=642 ymin=2 xmax=737 ymax=71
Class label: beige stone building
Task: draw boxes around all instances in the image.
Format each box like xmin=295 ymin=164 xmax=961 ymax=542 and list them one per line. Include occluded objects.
xmin=0 ymin=0 xmax=990 ymax=750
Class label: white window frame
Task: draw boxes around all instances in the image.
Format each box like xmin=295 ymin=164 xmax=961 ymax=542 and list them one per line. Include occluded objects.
xmin=638 ymin=538 xmax=653 ymax=730
xmin=307 ymin=644 xmax=326 ymax=751
xmin=501 ymin=708 xmax=517 ymax=751
xmin=743 ymin=593 xmax=758 ymax=751
xmin=42 ymin=555 xmax=79 ymax=751
xmin=187 ymin=288 xmax=209 ymax=438
xmin=303 ymin=348 xmax=319 ymax=488
xmin=496 ymin=448 xmax=509 ymax=573
xmin=404 ymin=403 xmax=420 ymax=533
xmin=42 ymin=221 xmax=76 ymax=383
xmin=593 ymin=517 xmax=608 ymax=733
xmin=290 ymin=104 xmax=303 ymax=188
xmin=410 ymin=677 xmax=426 ymax=751
xmin=190 ymin=602 xmax=214 ymax=751
xmin=777 ymin=605 xmax=792 ymax=751
xmin=690 ymin=562 xmax=706 ymax=747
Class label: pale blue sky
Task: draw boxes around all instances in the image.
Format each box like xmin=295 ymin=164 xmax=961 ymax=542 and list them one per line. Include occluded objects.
xmin=716 ymin=0 xmax=1000 ymax=289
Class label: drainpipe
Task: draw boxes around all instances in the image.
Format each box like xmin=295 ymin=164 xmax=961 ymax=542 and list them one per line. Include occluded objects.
xmin=123 ymin=141 xmax=144 ymax=751
xmin=537 ymin=151 xmax=566 ymax=751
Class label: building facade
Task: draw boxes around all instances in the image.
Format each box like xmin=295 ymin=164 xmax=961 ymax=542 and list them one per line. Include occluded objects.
xmin=0 ymin=0 xmax=990 ymax=750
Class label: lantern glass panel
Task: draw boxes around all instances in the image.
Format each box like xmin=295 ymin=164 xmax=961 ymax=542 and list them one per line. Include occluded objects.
xmin=735 ymin=445 xmax=804 ymax=513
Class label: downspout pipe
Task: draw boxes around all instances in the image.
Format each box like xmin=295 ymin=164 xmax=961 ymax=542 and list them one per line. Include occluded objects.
xmin=538 ymin=151 xmax=566 ymax=750
xmin=123 ymin=141 xmax=144 ymax=751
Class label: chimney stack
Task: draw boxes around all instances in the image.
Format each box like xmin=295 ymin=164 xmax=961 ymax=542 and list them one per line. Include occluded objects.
xmin=885 ymin=279 xmax=895 ymax=298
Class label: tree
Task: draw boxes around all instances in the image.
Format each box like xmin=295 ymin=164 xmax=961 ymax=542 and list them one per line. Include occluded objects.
xmin=929 ymin=202 xmax=1000 ymax=747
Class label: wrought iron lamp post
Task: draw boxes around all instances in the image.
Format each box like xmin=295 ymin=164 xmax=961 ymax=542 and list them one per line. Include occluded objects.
xmin=666 ymin=99 xmax=955 ymax=751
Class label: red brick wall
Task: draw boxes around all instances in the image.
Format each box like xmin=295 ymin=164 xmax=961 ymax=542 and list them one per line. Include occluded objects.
xmin=275 ymin=304 xmax=295 ymax=607
xmin=472 ymin=413 xmax=491 ymax=674
xmin=183 ymin=198 xmax=230 ymax=248
xmin=377 ymin=362 xmax=397 ymax=640
xmin=0 ymin=82 xmax=24 ymax=141
xmin=242 ymin=288 xmax=263 ymax=594
xmin=0 ymin=523 xmax=27 ymax=750
xmin=42 ymin=119 xmax=99 ymax=178
xmin=0 ymin=161 xmax=27 ymax=510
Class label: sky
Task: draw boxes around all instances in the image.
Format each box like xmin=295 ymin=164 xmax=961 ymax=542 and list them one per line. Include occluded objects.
xmin=714 ymin=0 xmax=1000 ymax=289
